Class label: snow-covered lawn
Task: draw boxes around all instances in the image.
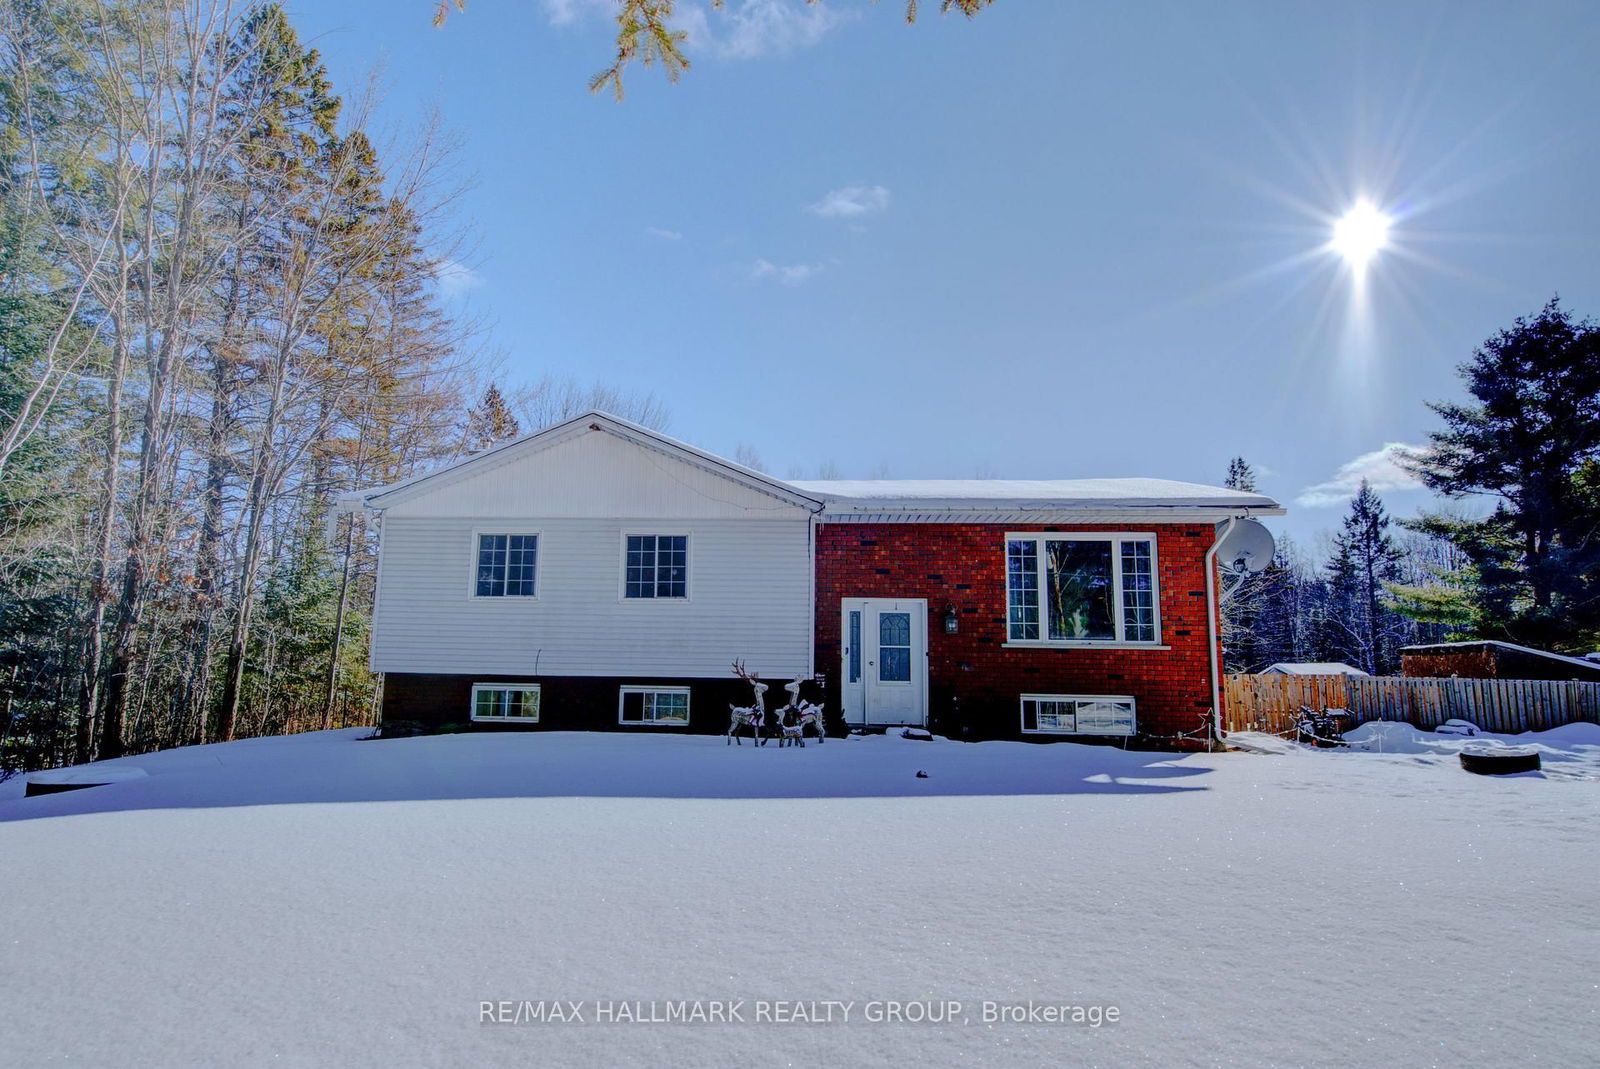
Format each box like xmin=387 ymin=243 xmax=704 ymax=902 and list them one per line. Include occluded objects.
xmin=2 ymin=726 xmax=1597 ymax=1068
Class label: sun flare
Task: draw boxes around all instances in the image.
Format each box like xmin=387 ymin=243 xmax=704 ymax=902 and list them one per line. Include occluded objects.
xmin=1331 ymin=199 xmax=1391 ymax=272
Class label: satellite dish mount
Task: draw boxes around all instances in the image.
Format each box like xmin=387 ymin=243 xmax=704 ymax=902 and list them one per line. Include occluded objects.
xmin=1214 ymin=518 xmax=1275 ymax=604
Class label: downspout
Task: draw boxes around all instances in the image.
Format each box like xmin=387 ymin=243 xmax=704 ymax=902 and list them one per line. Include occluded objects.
xmin=1204 ymin=515 xmax=1240 ymax=750
xmin=807 ymin=510 xmax=819 ymax=680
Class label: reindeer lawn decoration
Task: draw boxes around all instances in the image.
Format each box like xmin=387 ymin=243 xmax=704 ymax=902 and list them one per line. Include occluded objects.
xmin=772 ymin=673 xmax=827 ymax=747
xmin=726 ymin=660 xmax=770 ymax=745
xmin=777 ymin=715 xmax=806 ymax=747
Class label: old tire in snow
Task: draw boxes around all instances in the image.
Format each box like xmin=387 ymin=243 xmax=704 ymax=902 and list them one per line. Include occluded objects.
xmin=1459 ymin=747 xmax=1540 ymax=776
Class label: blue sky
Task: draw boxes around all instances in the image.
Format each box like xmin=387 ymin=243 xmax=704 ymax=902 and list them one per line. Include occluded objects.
xmin=292 ymin=1 xmax=1600 ymax=541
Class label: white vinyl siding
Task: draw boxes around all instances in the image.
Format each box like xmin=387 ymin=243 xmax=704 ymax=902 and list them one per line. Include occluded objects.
xmin=1020 ymin=694 xmax=1136 ymax=736
xmin=471 ymin=683 xmax=541 ymax=723
xmin=368 ymin=425 xmax=814 ymax=679
xmin=1004 ymin=532 xmax=1161 ymax=646
xmin=372 ymin=516 xmax=811 ymax=677
xmin=618 ymin=686 xmax=691 ymax=725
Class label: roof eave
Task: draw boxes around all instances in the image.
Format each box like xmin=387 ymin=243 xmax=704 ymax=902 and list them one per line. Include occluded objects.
xmin=816 ymin=504 xmax=1286 ymax=523
xmin=810 ymin=496 xmax=1281 ymax=513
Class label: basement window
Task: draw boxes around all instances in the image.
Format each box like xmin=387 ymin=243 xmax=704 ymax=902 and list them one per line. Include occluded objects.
xmin=471 ymin=683 xmax=541 ymax=723
xmin=1021 ymin=694 xmax=1136 ymax=736
xmin=619 ymin=686 xmax=691 ymax=726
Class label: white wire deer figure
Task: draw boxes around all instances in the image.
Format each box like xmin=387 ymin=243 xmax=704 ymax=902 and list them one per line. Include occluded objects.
xmin=726 ymin=660 xmax=770 ymax=746
xmin=773 ymin=674 xmax=827 ymax=747
xmin=777 ymin=715 xmax=806 ymax=747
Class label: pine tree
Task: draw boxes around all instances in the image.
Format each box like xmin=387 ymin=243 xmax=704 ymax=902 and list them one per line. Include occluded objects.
xmin=212 ymin=6 xmax=355 ymax=746
xmin=1248 ymin=536 xmax=1313 ymax=666
xmin=1408 ymin=298 xmax=1600 ymax=650
xmin=463 ymin=384 xmax=521 ymax=451
xmin=175 ymin=2 xmax=345 ymax=745
xmin=1224 ymin=457 xmax=1258 ymax=493
xmin=1326 ymin=481 xmax=1405 ymax=673
xmin=1385 ymin=521 xmax=1480 ymax=637
xmin=250 ymin=514 xmax=342 ymax=734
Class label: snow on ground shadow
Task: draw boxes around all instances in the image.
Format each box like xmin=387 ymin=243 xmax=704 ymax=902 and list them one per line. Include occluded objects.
xmin=0 ymin=730 xmax=1215 ymax=821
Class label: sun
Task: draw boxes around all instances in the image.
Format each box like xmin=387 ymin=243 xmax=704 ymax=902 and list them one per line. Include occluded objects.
xmin=1330 ymin=199 xmax=1391 ymax=272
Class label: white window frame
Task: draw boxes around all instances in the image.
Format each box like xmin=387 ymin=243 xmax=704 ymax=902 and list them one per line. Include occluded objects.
xmin=1002 ymin=532 xmax=1164 ymax=648
xmin=468 ymin=528 xmax=542 ymax=601
xmin=470 ymin=682 xmax=542 ymax=723
xmin=1020 ymin=693 xmax=1137 ymax=737
xmin=618 ymin=530 xmax=692 ymax=602
xmin=618 ymin=685 xmax=692 ymax=726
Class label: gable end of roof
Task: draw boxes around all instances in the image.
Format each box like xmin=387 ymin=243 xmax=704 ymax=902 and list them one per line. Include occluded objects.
xmin=356 ymin=411 xmax=824 ymax=511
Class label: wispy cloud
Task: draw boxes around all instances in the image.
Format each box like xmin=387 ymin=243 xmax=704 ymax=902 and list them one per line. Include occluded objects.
xmin=434 ymin=259 xmax=482 ymax=300
xmin=1295 ymin=443 xmax=1427 ymax=508
xmin=541 ymin=0 xmax=847 ymax=60
xmin=540 ymin=0 xmax=611 ymax=26
xmin=646 ymin=226 xmax=683 ymax=241
xmin=673 ymin=0 xmax=849 ymax=61
xmin=806 ymin=184 xmax=891 ymax=219
xmin=751 ymin=258 xmax=822 ymax=286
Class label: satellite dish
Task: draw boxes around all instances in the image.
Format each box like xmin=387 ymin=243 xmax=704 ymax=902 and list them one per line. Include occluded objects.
xmin=1215 ymin=518 xmax=1276 ymax=575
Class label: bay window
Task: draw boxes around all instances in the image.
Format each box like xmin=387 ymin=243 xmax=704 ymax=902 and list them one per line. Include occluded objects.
xmin=1005 ymin=533 xmax=1159 ymax=644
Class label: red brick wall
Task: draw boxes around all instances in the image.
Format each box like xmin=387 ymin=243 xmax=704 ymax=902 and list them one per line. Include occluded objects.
xmin=815 ymin=522 xmax=1221 ymax=746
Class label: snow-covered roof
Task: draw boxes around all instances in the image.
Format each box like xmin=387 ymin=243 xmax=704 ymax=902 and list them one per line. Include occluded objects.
xmin=343 ymin=411 xmax=1285 ymax=520
xmin=789 ymin=478 xmax=1282 ymax=515
xmin=1262 ymin=662 xmax=1370 ymax=676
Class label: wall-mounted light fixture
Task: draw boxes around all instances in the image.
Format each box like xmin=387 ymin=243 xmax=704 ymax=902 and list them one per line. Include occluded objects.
xmin=943 ymin=602 xmax=960 ymax=634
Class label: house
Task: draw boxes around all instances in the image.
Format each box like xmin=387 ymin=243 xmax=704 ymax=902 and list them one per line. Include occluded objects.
xmin=343 ymin=412 xmax=1284 ymax=746
xmin=1261 ymin=662 xmax=1370 ymax=677
xmin=1400 ymin=640 xmax=1600 ymax=683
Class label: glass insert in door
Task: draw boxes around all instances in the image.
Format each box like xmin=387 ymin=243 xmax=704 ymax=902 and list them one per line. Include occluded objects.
xmin=848 ymin=610 xmax=862 ymax=683
xmin=878 ymin=612 xmax=911 ymax=682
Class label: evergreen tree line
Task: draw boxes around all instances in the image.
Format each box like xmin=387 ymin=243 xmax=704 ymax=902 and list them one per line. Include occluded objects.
xmin=0 ymin=0 xmax=662 ymax=774
xmin=1224 ymin=299 xmax=1600 ymax=675
xmin=1220 ymin=470 xmax=1457 ymax=675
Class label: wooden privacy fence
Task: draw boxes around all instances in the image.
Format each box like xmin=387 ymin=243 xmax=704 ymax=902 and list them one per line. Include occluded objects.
xmin=1224 ymin=673 xmax=1600 ymax=737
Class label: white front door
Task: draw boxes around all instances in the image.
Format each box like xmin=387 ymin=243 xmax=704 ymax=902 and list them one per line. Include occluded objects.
xmin=840 ymin=598 xmax=928 ymax=726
